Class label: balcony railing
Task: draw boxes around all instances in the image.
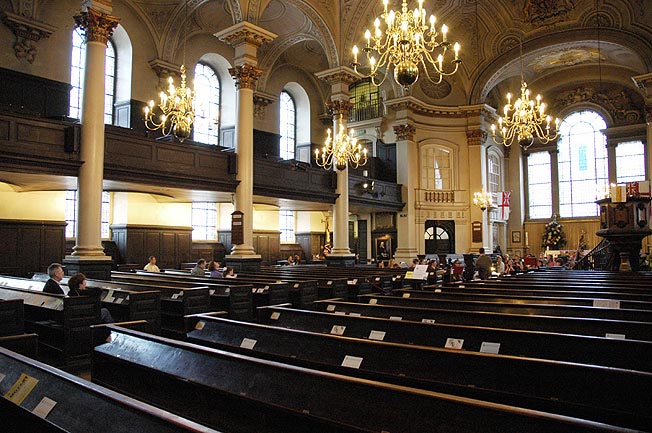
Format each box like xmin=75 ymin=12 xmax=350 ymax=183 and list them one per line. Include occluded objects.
xmin=348 ymin=99 xmax=383 ymax=123
xmin=419 ymin=189 xmax=456 ymax=204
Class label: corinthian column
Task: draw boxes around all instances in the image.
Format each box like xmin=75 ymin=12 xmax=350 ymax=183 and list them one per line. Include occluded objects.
xmin=393 ymin=123 xmax=419 ymax=264
xmin=215 ymin=23 xmax=276 ymax=270
xmin=64 ymin=4 xmax=119 ymax=279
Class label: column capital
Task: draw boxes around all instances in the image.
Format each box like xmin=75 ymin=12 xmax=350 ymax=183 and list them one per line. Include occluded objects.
xmin=466 ymin=129 xmax=488 ymax=147
xmin=327 ymin=100 xmax=353 ymax=117
xmin=229 ymin=64 xmax=262 ymax=90
xmin=394 ymin=124 xmax=416 ymax=141
xmin=315 ymin=66 xmax=359 ymax=86
xmin=73 ymin=8 xmax=119 ymax=45
xmin=215 ymin=21 xmax=277 ymax=67
xmin=632 ymin=73 xmax=652 ymax=100
xmin=2 ymin=10 xmax=56 ymax=63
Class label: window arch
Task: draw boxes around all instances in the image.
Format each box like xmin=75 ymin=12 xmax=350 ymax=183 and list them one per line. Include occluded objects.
xmin=488 ymin=152 xmax=501 ymax=193
xmin=557 ymin=110 xmax=608 ymax=217
xmin=279 ymin=91 xmax=296 ymax=160
xmin=193 ymin=63 xmax=221 ymax=145
xmin=69 ymin=27 xmax=116 ymax=124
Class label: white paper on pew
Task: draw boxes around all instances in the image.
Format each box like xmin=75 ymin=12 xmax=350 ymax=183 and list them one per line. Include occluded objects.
xmin=435 ymin=289 xmax=442 ymax=293
xmin=240 ymin=338 xmax=257 ymax=350
xmin=334 ymin=311 xmax=346 ymax=315
xmin=349 ymin=312 xmax=361 ymax=317
xmin=125 ymin=295 xmax=130 ymax=301
xmin=171 ymin=293 xmax=179 ymax=300
xmin=264 ymin=285 xmax=269 ymax=290
xmin=327 ymin=281 xmax=333 ymax=285
xmin=402 ymin=293 xmax=410 ymax=298
xmin=341 ymin=355 xmax=363 ymax=369
xmin=421 ymin=319 xmax=436 ymax=324
xmin=369 ymin=298 xmax=378 ymax=305
xmin=369 ymin=330 xmax=386 ymax=341
xmin=270 ymin=312 xmax=281 ymax=320
xmin=195 ymin=321 xmax=205 ymax=330
xmin=593 ymin=299 xmax=621 ymax=309
xmin=327 ymin=304 xmax=336 ymax=312
xmin=458 ymin=285 xmax=465 ymax=289
xmin=209 ymin=289 xmax=215 ymax=295
xmin=115 ymin=297 xmax=124 ymax=304
xmin=32 ymin=396 xmax=57 ymax=419
xmin=389 ymin=316 xmax=402 ymax=321
xmin=480 ymin=342 xmax=501 ymax=354
xmin=106 ymin=289 xmax=114 ymax=301
xmin=330 ymin=325 xmax=346 ymax=335
xmin=0 ymin=373 xmax=5 ymax=383
xmin=445 ymin=338 xmax=464 ymax=349
xmin=606 ymin=333 xmax=626 ymax=339
xmin=294 ymin=283 xmax=300 ymax=288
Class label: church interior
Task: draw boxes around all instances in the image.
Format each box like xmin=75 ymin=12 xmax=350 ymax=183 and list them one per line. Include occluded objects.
xmin=0 ymin=0 xmax=651 ymax=431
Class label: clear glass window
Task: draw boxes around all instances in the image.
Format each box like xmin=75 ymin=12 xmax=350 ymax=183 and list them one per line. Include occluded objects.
xmin=279 ymin=91 xmax=296 ymax=160
xmin=192 ymin=202 xmax=218 ymax=241
xmin=193 ymin=63 xmax=220 ymax=145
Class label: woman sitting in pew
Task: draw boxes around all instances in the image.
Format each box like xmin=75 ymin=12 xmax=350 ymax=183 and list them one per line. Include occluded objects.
xmin=208 ymin=260 xmax=222 ymax=278
xmin=68 ymin=273 xmax=114 ymax=324
xmin=223 ymin=267 xmax=236 ymax=278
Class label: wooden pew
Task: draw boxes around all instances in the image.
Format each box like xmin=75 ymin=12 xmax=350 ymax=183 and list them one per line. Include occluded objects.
xmin=0 ymin=284 xmax=99 ymax=369
xmin=93 ymin=326 xmax=628 ymax=433
xmin=255 ymin=305 xmax=652 ymax=372
xmin=355 ymin=294 xmax=652 ymax=322
xmin=310 ymin=299 xmax=652 ymax=341
xmin=0 ymin=299 xmax=38 ymax=358
xmin=187 ymin=315 xmax=651 ymax=431
xmin=0 ymin=347 xmax=219 ymax=433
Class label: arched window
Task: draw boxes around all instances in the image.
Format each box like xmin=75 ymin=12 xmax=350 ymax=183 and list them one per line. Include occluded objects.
xmin=526 ymin=151 xmax=553 ymax=219
xmin=557 ymin=111 xmax=608 ymax=217
xmin=193 ymin=63 xmax=220 ymax=145
xmin=69 ymin=28 xmax=116 ymax=124
xmin=279 ymin=91 xmax=296 ymax=160
xmin=616 ymin=141 xmax=646 ymax=183
xmin=488 ymin=153 xmax=501 ymax=193
xmin=422 ymin=146 xmax=452 ymax=190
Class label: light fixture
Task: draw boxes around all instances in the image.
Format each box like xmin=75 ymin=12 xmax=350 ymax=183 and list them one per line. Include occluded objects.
xmin=316 ymin=114 xmax=368 ymax=171
xmin=143 ymin=1 xmax=194 ymax=142
xmin=491 ymin=39 xmax=559 ymax=149
xmin=352 ymin=0 xmax=461 ymax=91
xmin=473 ymin=190 xmax=493 ymax=211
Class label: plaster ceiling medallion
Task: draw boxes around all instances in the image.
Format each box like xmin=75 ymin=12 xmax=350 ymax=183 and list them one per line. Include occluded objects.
xmin=420 ymin=76 xmax=452 ymax=99
xmin=530 ymin=46 xmax=603 ymax=73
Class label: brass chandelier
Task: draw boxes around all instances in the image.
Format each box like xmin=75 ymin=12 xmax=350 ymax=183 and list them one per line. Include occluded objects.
xmin=316 ymin=114 xmax=368 ymax=171
xmin=143 ymin=0 xmax=194 ymax=142
xmin=472 ymin=190 xmax=493 ymax=211
xmin=352 ymin=0 xmax=461 ymax=90
xmin=143 ymin=64 xmax=195 ymax=142
xmin=491 ymin=40 xmax=559 ymax=149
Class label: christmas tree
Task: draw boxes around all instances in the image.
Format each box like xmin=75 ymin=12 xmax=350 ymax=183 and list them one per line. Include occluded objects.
xmin=541 ymin=218 xmax=567 ymax=250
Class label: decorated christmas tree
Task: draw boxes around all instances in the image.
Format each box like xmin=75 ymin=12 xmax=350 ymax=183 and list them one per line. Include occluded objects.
xmin=541 ymin=217 xmax=567 ymax=250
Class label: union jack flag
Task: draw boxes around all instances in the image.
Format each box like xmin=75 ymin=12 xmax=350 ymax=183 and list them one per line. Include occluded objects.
xmin=499 ymin=191 xmax=511 ymax=219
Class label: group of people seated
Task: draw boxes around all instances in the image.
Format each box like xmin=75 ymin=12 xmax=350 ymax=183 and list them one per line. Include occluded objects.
xmin=43 ymin=262 xmax=114 ymax=324
xmin=143 ymin=256 xmax=235 ymax=278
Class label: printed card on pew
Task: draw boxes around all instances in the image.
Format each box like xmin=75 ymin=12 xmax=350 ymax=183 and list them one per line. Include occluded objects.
xmin=480 ymin=342 xmax=501 ymax=354
xmin=341 ymin=355 xmax=363 ymax=369
xmin=402 ymin=293 xmax=411 ymax=298
xmin=270 ymin=312 xmax=281 ymax=320
xmin=369 ymin=330 xmax=386 ymax=341
xmin=593 ymin=299 xmax=621 ymax=309
xmin=389 ymin=316 xmax=402 ymax=321
xmin=240 ymin=338 xmax=257 ymax=350
xmin=5 ymin=373 xmax=39 ymax=404
xmin=421 ymin=318 xmax=436 ymax=324
xmin=33 ymin=396 xmax=57 ymax=419
xmin=369 ymin=298 xmax=378 ymax=305
xmin=327 ymin=304 xmax=336 ymax=312
xmin=195 ymin=321 xmax=205 ymax=330
xmin=445 ymin=338 xmax=464 ymax=350
xmin=330 ymin=325 xmax=346 ymax=335
xmin=349 ymin=312 xmax=361 ymax=317
xmin=0 ymin=373 xmax=5 ymax=383
xmin=606 ymin=333 xmax=626 ymax=339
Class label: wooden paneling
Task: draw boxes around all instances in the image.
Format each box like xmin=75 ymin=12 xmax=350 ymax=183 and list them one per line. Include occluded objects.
xmin=111 ymin=225 xmax=192 ymax=269
xmin=0 ymin=67 xmax=70 ymax=119
xmin=0 ymin=220 xmax=66 ymax=277
xmin=524 ymin=218 xmax=602 ymax=255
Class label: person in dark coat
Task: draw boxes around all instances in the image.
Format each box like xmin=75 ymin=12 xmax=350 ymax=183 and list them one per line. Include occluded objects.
xmin=475 ymin=248 xmax=493 ymax=280
xmin=43 ymin=263 xmax=65 ymax=295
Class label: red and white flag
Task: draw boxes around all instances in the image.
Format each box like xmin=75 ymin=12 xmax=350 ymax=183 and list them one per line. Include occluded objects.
xmin=499 ymin=191 xmax=511 ymax=219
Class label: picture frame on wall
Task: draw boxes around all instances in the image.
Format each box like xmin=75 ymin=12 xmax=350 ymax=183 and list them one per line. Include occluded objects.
xmin=511 ymin=230 xmax=522 ymax=244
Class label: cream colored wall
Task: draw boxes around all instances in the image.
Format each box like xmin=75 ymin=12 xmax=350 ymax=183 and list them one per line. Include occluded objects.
xmin=218 ymin=203 xmax=235 ymax=230
xmin=253 ymin=210 xmax=280 ymax=231
xmin=296 ymin=211 xmax=328 ymax=233
xmin=0 ymin=184 xmax=66 ymax=221
xmin=112 ymin=192 xmax=190 ymax=226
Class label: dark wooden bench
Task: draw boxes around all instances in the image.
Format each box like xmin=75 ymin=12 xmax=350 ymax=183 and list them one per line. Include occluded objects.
xmin=310 ymin=299 xmax=652 ymax=341
xmin=187 ymin=315 xmax=651 ymax=431
xmin=0 ymin=347 xmax=219 ymax=432
xmin=93 ymin=326 xmax=625 ymax=433
xmin=0 ymin=298 xmax=38 ymax=358
xmin=0 ymin=284 xmax=99 ymax=369
xmin=355 ymin=293 xmax=652 ymax=322
xmin=255 ymin=304 xmax=652 ymax=371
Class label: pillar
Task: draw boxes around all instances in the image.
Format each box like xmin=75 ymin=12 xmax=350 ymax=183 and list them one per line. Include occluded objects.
xmin=315 ymin=67 xmax=359 ymax=266
xmin=215 ymin=23 xmax=276 ymax=270
xmin=393 ymin=124 xmax=419 ymax=264
xmin=468 ymin=129 xmax=489 ymax=251
xmin=64 ymin=5 xmax=119 ymax=280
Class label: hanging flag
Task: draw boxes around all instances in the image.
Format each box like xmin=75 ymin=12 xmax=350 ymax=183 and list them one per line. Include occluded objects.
xmin=499 ymin=191 xmax=511 ymax=219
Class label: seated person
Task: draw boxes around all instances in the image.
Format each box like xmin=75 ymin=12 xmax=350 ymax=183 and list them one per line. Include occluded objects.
xmin=67 ymin=273 xmax=114 ymax=324
xmin=190 ymin=258 xmax=207 ymax=276
xmin=208 ymin=260 xmax=222 ymax=278
xmin=223 ymin=266 xmax=236 ymax=278
xmin=144 ymin=256 xmax=160 ymax=272
xmin=43 ymin=262 xmax=65 ymax=295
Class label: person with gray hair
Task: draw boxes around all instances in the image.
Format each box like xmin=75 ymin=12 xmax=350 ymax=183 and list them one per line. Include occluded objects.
xmin=43 ymin=262 xmax=65 ymax=295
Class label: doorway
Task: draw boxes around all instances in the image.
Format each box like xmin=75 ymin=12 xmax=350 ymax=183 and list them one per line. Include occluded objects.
xmin=424 ymin=220 xmax=455 ymax=254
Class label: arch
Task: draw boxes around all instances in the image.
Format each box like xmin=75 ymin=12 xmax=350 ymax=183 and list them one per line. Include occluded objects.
xmin=112 ymin=24 xmax=133 ymax=108
xmin=197 ymin=53 xmax=236 ymax=132
xmin=419 ymin=140 xmax=459 ymax=191
xmin=282 ymin=82 xmax=311 ymax=162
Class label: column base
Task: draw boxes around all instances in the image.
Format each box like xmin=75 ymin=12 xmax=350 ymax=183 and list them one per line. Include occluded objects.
xmin=230 ymin=244 xmax=259 ymax=257
xmin=325 ymin=254 xmax=356 ymax=267
xmin=224 ymin=256 xmax=262 ymax=272
xmin=393 ymin=248 xmax=418 ymax=265
xmin=71 ymin=244 xmax=106 ymax=256
xmin=63 ymin=256 xmax=113 ymax=280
